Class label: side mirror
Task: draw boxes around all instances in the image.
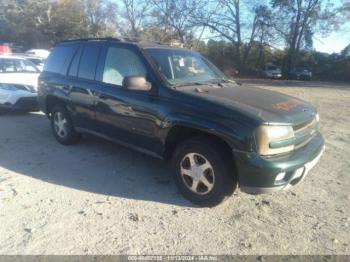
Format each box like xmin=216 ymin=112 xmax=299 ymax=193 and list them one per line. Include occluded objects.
xmin=122 ymin=76 xmax=152 ymax=91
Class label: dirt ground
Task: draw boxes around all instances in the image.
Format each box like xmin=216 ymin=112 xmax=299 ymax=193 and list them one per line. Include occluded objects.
xmin=0 ymin=79 xmax=349 ymax=255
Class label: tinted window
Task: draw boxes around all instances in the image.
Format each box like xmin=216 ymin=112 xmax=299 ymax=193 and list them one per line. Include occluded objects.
xmin=44 ymin=44 xmax=78 ymax=74
xmin=78 ymin=44 xmax=101 ymax=80
xmin=68 ymin=46 xmax=82 ymax=77
xmin=102 ymin=46 xmax=146 ymax=86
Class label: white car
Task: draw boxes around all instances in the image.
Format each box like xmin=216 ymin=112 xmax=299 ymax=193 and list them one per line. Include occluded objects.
xmin=0 ymin=56 xmax=40 ymax=111
xmin=25 ymin=49 xmax=50 ymax=59
xmin=24 ymin=56 xmax=46 ymax=72
xmin=262 ymin=65 xmax=282 ymax=79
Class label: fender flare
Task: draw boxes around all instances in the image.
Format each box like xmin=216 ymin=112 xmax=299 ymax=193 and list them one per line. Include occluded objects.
xmin=161 ymin=112 xmax=250 ymax=151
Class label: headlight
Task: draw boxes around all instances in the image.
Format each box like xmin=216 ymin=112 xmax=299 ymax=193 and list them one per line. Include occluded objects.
xmin=255 ymin=125 xmax=295 ymax=156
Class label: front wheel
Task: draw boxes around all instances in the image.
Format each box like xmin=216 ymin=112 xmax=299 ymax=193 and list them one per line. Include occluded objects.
xmin=172 ymin=137 xmax=237 ymax=207
xmin=51 ymin=104 xmax=80 ymax=145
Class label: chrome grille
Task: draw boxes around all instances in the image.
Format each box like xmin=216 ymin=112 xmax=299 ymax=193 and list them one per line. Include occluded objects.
xmin=293 ymin=117 xmax=319 ymax=149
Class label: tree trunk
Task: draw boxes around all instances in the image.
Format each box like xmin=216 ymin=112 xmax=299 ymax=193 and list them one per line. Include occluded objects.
xmin=286 ymin=0 xmax=303 ymax=76
xmin=242 ymin=15 xmax=258 ymax=73
xmin=234 ymin=0 xmax=242 ymax=72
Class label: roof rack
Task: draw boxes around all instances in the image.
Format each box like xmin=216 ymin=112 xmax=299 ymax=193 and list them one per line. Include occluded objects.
xmin=122 ymin=36 xmax=163 ymax=45
xmin=58 ymin=37 xmax=177 ymax=48
xmin=60 ymin=37 xmax=123 ymax=43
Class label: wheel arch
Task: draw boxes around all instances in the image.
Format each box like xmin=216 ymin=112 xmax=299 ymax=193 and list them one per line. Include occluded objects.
xmin=163 ymin=123 xmax=235 ymax=161
xmin=45 ymin=95 xmax=67 ymax=116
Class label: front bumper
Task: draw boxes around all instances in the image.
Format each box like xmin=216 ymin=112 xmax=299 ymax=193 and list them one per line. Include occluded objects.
xmin=234 ymin=132 xmax=325 ymax=194
xmin=271 ymin=74 xmax=282 ymax=79
xmin=266 ymin=73 xmax=282 ymax=79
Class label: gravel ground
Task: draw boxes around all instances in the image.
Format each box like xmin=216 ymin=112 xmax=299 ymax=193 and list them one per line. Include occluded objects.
xmin=0 ymin=79 xmax=349 ymax=255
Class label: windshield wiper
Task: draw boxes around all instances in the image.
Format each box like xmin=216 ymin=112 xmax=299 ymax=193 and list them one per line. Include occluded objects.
xmin=171 ymin=78 xmax=237 ymax=89
xmin=216 ymin=78 xmax=242 ymax=86
xmin=172 ymin=82 xmax=208 ymax=88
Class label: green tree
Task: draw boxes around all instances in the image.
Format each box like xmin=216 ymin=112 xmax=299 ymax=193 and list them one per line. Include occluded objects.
xmin=0 ymin=0 xmax=119 ymax=48
xmin=83 ymin=0 xmax=119 ymax=37
xmin=47 ymin=0 xmax=89 ymax=44
xmin=0 ymin=0 xmax=52 ymax=48
xmin=341 ymin=44 xmax=350 ymax=57
xmin=120 ymin=0 xmax=151 ymax=38
xmin=149 ymin=0 xmax=202 ymax=44
xmin=193 ymin=0 xmax=273 ymax=72
xmin=271 ymin=0 xmax=340 ymax=74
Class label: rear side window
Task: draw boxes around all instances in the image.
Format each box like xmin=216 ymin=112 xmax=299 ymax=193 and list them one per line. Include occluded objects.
xmin=0 ymin=58 xmax=39 ymax=73
xmin=78 ymin=44 xmax=101 ymax=80
xmin=44 ymin=44 xmax=78 ymax=75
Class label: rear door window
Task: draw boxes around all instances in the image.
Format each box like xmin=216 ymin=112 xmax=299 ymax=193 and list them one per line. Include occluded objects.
xmin=68 ymin=45 xmax=83 ymax=77
xmin=78 ymin=44 xmax=101 ymax=81
xmin=44 ymin=44 xmax=78 ymax=75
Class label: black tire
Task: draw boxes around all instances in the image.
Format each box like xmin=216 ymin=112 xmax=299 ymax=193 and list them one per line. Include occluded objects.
xmin=50 ymin=104 xmax=80 ymax=145
xmin=171 ymin=137 xmax=237 ymax=207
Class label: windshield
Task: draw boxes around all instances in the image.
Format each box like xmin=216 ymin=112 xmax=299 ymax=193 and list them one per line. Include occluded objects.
xmin=267 ymin=66 xmax=279 ymax=71
xmin=0 ymin=58 xmax=39 ymax=73
xmin=296 ymin=68 xmax=310 ymax=72
xmin=145 ymin=48 xmax=225 ymax=86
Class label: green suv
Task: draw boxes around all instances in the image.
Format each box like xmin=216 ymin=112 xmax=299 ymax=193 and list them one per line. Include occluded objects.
xmin=38 ymin=38 xmax=325 ymax=206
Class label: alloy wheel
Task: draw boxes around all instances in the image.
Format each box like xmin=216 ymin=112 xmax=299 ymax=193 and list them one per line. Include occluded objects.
xmin=180 ymin=153 xmax=215 ymax=195
xmin=53 ymin=112 xmax=68 ymax=139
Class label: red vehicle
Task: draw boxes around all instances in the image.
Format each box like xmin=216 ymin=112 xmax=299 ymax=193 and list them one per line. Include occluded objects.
xmin=0 ymin=45 xmax=12 ymax=55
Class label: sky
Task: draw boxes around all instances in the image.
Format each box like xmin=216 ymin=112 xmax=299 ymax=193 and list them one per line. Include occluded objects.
xmin=293 ymin=0 xmax=350 ymax=54
xmin=114 ymin=0 xmax=349 ymax=54
xmin=314 ymin=24 xmax=350 ymax=54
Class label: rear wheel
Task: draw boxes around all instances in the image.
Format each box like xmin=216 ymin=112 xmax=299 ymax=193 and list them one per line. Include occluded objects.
xmin=172 ymin=137 xmax=237 ymax=207
xmin=51 ymin=104 xmax=80 ymax=145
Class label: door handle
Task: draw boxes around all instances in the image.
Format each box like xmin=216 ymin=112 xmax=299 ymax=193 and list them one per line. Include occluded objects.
xmin=99 ymin=94 xmax=108 ymax=100
xmin=93 ymin=91 xmax=108 ymax=100
xmin=62 ymin=85 xmax=72 ymax=91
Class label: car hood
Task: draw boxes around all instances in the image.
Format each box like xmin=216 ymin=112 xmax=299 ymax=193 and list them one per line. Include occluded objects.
xmin=0 ymin=73 xmax=40 ymax=90
xmin=182 ymin=84 xmax=317 ymax=125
